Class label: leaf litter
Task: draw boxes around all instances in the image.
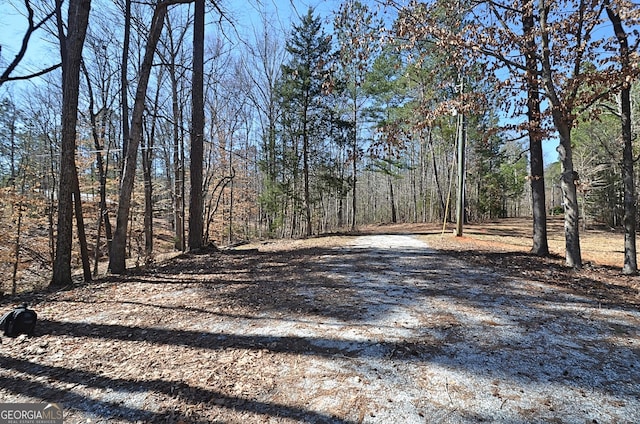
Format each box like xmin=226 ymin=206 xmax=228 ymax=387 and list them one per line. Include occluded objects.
xmin=0 ymin=232 xmax=639 ymax=423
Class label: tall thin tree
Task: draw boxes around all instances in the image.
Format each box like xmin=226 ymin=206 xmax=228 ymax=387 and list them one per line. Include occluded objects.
xmin=604 ymin=0 xmax=638 ymax=274
xmin=121 ymin=0 xmax=131 ymax=163
xmin=109 ymin=2 xmax=169 ymax=274
xmin=523 ymin=0 xmax=549 ymax=256
xmin=335 ymin=0 xmax=382 ymax=231
xmin=50 ymin=0 xmax=92 ymax=287
xmin=280 ymin=9 xmax=332 ymax=237
xmin=189 ymin=0 xmax=205 ymax=250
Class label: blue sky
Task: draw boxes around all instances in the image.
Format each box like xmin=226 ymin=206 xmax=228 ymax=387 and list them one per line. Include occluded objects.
xmin=0 ymin=0 xmax=560 ymax=163
xmin=0 ymin=0 xmax=64 ymax=81
xmin=0 ymin=0 xmax=344 ymax=78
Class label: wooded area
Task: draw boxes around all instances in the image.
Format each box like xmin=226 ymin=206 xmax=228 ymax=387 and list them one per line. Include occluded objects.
xmin=0 ymin=0 xmax=639 ymax=293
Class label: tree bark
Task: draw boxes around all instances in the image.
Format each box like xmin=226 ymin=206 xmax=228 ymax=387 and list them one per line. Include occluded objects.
xmin=170 ymin=58 xmax=184 ymax=251
xmin=51 ymin=0 xmax=92 ymax=287
xmin=350 ymin=109 xmax=357 ymax=231
xmin=429 ymin=133 xmax=446 ymax=221
xmin=142 ymin=125 xmax=154 ymax=257
xmin=121 ymin=0 xmax=131 ymax=163
xmin=303 ymin=131 xmax=312 ymax=237
xmin=72 ymin=168 xmax=92 ymax=282
xmin=82 ymin=61 xmax=113 ymax=276
xmin=109 ymin=3 xmax=167 ymax=273
xmin=160 ymin=15 xmax=189 ymax=251
xmin=620 ymin=86 xmax=636 ymax=274
xmin=188 ymin=0 xmax=205 ymax=250
xmin=389 ymin=175 xmax=397 ymax=223
xmin=555 ymin=118 xmax=582 ymax=268
xmin=523 ymin=0 xmax=549 ymax=256
xmin=539 ymin=1 xmax=581 ymax=268
xmin=605 ymin=0 xmax=637 ymax=274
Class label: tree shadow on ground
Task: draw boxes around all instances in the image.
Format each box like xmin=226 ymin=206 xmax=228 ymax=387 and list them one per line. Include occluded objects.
xmin=438 ymin=249 xmax=640 ymax=310
xmin=2 ymin=240 xmax=639 ymax=422
xmin=0 ymin=354 xmax=356 ymax=424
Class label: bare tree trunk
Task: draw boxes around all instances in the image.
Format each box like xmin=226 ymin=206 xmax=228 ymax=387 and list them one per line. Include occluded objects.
xmin=389 ymin=175 xmax=397 ymax=224
xmin=11 ymin=202 xmax=23 ymax=295
xmin=72 ymin=169 xmax=91 ymax=282
xmin=620 ymin=86 xmax=637 ymax=274
xmin=47 ymin=139 xmax=57 ymax=264
xmin=142 ymin=66 xmax=164 ymax=258
xmin=228 ymin=134 xmax=234 ymax=245
xmin=605 ymin=0 xmax=637 ymax=274
xmin=109 ymin=3 xmax=167 ymax=274
xmin=171 ymin=67 xmax=184 ymax=251
xmin=539 ymin=2 xmax=581 ymax=268
xmin=555 ymin=118 xmax=582 ymax=268
xmin=142 ymin=127 xmax=154 ymax=257
xmin=523 ymin=0 xmax=549 ymax=256
xmin=160 ymin=14 xmax=189 ymax=251
xmin=303 ymin=131 xmax=312 ymax=237
xmin=189 ymin=0 xmax=205 ymax=250
xmin=82 ymin=62 xmax=112 ymax=276
xmin=351 ymin=125 xmax=357 ymax=231
xmin=11 ymin=169 xmax=27 ymax=295
xmin=429 ymin=131 xmax=446 ymax=220
xmin=51 ymin=0 xmax=92 ymax=287
xmin=121 ymin=0 xmax=131 ymax=163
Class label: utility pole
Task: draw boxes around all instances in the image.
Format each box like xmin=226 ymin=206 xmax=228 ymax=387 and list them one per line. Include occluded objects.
xmin=455 ymin=77 xmax=466 ymax=237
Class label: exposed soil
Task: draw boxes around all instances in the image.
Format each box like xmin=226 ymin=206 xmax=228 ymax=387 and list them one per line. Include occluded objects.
xmin=1 ymin=218 xmax=639 ymax=423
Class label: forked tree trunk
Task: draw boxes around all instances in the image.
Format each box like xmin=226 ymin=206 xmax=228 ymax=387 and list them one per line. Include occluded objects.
xmin=539 ymin=1 xmax=581 ymax=268
xmin=51 ymin=0 xmax=92 ymax=287
xmin=109 ymin=3 xmax=167 ymax=273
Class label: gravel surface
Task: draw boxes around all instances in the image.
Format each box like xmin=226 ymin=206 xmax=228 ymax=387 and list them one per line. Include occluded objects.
xmin=1 ymin=234 xmax=639 ymax=423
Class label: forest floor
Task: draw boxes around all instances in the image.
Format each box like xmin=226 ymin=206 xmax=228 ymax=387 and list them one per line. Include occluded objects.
xmin=1 ymin=217 xmax=639 ymax=423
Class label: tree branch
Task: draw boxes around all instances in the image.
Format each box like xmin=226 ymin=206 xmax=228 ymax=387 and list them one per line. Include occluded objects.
xmin=0 ymin=62 xmax=62 ymax=84
xmin=0 ymin=0 xmax=57 ymax=86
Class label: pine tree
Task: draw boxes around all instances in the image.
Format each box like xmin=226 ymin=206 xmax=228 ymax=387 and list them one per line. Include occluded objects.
xmin=334 ymin=0 xmax=382 ymax=230
xmin=278 ymin=9 xmax=333 ymax=237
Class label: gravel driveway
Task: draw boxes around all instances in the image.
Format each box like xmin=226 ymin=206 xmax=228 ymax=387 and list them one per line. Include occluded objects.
xmin=1 ymin=234 xmax=639 ymax=423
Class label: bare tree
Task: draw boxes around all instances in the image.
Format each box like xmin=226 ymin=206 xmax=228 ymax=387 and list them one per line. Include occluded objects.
xmin=0 ymin=1 xmax=59 ymax=86
xmin=121 ymin=0 xmax=131 ymax=162
xmin=604 ymin=0 xmax=639 ymax=274
xmin=50 ymin=0 xmax=92 ymax=287
xmin=522 ymin=0 xmax=549 ymax=256
xmin=157 ymin=10 xmax=192 ymax=251
xmin=188 ymin=0 xmax=205 ymax=250
xmin=244 ymin=16 xmax=286 ymax=237
xmin=109 ymin=1 xmax=169 ymax=273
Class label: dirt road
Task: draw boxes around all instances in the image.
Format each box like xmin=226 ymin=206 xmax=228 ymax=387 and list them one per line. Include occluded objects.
xmin=1 ymin=234 xmax=639 ymax=423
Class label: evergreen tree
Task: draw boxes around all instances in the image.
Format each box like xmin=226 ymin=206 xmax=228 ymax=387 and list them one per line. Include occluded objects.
xmin=277 ymin=9 xmax=333 ymax=236
xmin=363 ymin=45 xmax=410 ymax=223
xmin=334 ymin=0 xmax=382 ymax=230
